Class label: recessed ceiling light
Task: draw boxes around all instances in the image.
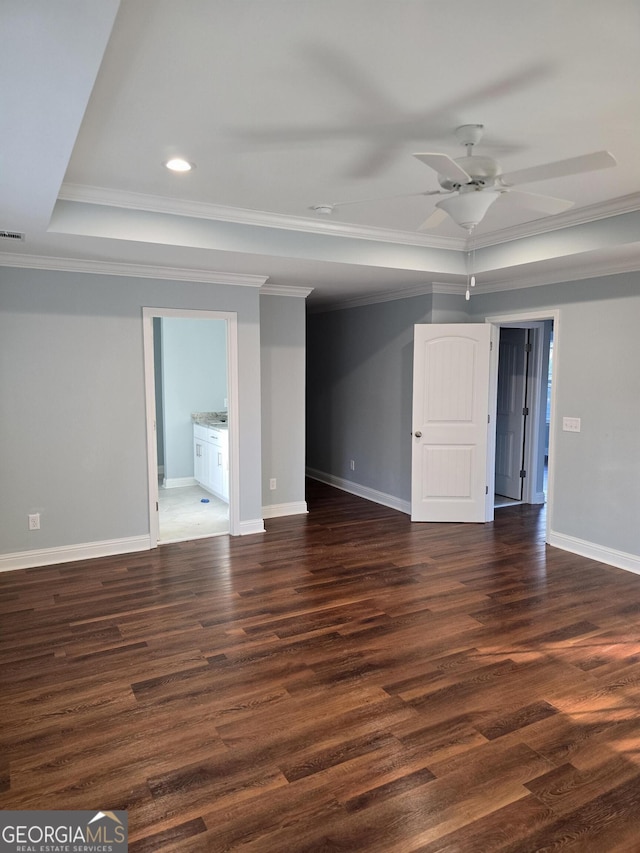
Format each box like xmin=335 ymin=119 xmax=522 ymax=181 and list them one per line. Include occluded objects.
xmin=164 ymin=157 xmax=194 ymax=172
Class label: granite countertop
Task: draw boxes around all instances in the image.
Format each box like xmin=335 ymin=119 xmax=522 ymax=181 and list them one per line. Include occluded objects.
xmin=192 ymin=411 xmax=229 ymax=429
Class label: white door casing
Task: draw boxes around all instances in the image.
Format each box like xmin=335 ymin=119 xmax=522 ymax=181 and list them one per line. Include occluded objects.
xmin=495 ymin=327 xmax=528 ymax=500
xmin=411 ymin=324 xmax=494 ymax=523
xmin=485 ymin=309 xmax=560 ymax=544
xmin=142 ymin=307 xmax=240 ymax=545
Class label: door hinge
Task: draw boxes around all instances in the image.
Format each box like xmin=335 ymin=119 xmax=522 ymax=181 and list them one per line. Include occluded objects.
xmin=524 ymin=343 xmax=533 ymax=353
xmin=490 ymin=340 xmax=493 ymax=351
xmin=522 ymin=406 xmax=529 ymax=416
xmin=156 ymin=501 xmax=159 ymax=511
xmin=487 ymin=413 xmax=491 ymax=423
xmin=520 ymin=469 xmax=526 ymax=479
xmin=486 ymin=485 xmax=489 ymax=495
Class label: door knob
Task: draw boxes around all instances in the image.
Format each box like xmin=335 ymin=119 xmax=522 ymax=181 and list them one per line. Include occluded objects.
xmin=414 ymin=431 xmax=422 ymax=438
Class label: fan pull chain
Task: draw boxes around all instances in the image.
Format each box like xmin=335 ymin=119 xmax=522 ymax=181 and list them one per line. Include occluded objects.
xmin=465 ymin=227 xmax=477 ymax=301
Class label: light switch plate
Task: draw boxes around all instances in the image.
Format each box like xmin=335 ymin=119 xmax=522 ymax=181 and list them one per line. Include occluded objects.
xmin=563 ymin=417 xmax=581 ymax=432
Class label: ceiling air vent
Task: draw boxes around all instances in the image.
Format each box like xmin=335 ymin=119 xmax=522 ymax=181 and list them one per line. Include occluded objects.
xmin=0 ymin=230 xmax=25 ymax=241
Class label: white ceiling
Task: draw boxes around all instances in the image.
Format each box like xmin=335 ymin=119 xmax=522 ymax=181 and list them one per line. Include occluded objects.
xmin=2 ymin=0 xmax=640 ymax=307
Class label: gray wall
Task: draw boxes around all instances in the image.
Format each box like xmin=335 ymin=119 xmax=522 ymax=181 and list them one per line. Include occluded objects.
xmin=471 ymin=274 xmax=640 ymax=557
xmin=307 ymin=294 xmax=432 ymax=501
xmin=161 ymin=316 xmax=227 ymax=482
xmin=0 ymin=266 xmax=264 ymax=556
xmin=306 ymin=274 xmax=640 ymax=561
xmin=260 ymin=293 xmax=307 ymax=509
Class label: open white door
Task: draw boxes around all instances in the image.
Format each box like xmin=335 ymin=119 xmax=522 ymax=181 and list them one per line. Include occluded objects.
xmin=411 ymin=323 xmax=494 ymax=522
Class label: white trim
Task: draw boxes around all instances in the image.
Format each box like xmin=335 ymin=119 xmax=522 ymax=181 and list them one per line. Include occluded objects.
xmin=318 ymin=285 xmax=434 ymax=312
xmin=142 ymin=311 xmax=159 ymax=548
xmin=485 ymin=324 xmax=500 ymax=522
xmin=431 ymin=281 xmax=469 ymax=295
xmin=162 ymin=477 xmax=197 ymax=488
xmin=475 ymin=254 xmax=640 ymax=295
xmin=470 ymin=192 xmax=640 ymax=249
xmin=549 ymin=530 xmax=640 ymax=576
xmin=142 ymin=307 xmax=242 ymax=544
xmin=58 ymin=183 xmax=465 ymax=250
xmin=238 ymin=519 xmax=266 ymax=535
xmin=262 ymin=501 xmax=308 ymax=519
xmin=309 ymin=280 xmax=472 ymax=315
xmin=0 ymin=252 xmax=268 ymax=286
xmin=0 ymin=535 xmax=151 ymax=573
xmin=260 ymin=284 xmax=314 ymax=298
xmin=518 ymin=323 xmax=545 ymax=507
xmin=306 ymin=468 xmax=410 ymax=515
xmin=310 ymin=282 xmax=436 ymax=314
xmin=58 ymin=183 xmax=640 ymax=252
xmin=485 ymin=309 xmax=560 ymax=544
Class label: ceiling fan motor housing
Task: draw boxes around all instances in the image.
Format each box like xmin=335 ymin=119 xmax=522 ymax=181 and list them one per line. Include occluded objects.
xmin=437 ymin=155 xmax=500 ymax=190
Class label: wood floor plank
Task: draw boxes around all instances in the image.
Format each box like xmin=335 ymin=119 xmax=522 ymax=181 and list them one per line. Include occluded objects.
xmin=2 ymin=481 xmax=640 ymax=850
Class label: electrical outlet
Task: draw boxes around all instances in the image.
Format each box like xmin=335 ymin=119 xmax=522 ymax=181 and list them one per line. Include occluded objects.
xmin=269 ymin=478 xmax=277 ymax=490
xmin=28 ymin=513 xmax=40 ymax=530
xmin=562 ymin=417 xmax=581 ymax=433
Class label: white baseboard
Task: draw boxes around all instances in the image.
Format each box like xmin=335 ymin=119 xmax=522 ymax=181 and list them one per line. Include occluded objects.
xmin=162 ymin=477 xmax=197 ymax=488
xmin=0 ymin=534 xmax=151 ymax=573
xmin=306 ymin=468 xmax=410 ymax=515
xmin=238 ymin=518 xmax=266 ymax=535
xmin=549 ymin=530 xmax=640 ymax=575
xmin=262 ymin=501 xmax=308 ymax=519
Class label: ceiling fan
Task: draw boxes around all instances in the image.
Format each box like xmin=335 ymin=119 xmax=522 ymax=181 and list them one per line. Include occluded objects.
xmin=315 ymin=125 xmax=617 ymax=232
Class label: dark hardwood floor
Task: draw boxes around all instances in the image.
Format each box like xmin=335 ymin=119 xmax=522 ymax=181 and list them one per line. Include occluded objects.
xmin=2 ymin=480 xmax=640 ymax=851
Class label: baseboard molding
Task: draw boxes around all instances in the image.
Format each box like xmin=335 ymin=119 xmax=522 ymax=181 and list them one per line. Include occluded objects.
xmin=306 ymin=468 xmax=410 ymax=515
xmin=0 ymin=534 xmax=151 ymax=573
xmin=262 ymin=501 xmax=308 ymax=519
xmin=238 ymin=518 xmax=266 ymax=535
xmin=162 ymin=477 xmax=197 ymax=488
xmin=549 ymin=530 xmax=640 ymax=575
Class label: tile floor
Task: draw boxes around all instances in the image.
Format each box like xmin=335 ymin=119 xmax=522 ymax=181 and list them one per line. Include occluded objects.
xmin=158 ymin=483 xmax=229 ymax=542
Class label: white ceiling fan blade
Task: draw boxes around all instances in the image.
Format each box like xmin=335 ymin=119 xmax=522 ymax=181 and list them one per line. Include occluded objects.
xmin=500 ymin=150 xmax=616 ymax=186
xmin=413 ymin=153 xmax=472 ymax=184
xmin=418 ymin=207 xmax=449 ymax=231
xmin=499 ymin=190 xmax=575 ymax=215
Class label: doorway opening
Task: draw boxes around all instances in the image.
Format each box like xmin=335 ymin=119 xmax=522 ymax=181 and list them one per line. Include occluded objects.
xmin=486 ymin=310 xmax=558 ymax=537
xmin=142 ymin=307 xmax=240 ymax=546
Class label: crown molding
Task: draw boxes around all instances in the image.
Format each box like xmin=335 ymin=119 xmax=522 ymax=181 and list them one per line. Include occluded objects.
xmin=431 ymin=281 xmax=468 ymax=295
xmin=0 ymin=251 xmax=268 ymax=286
xmin=58 ymin=184 xmax=640 ymax=256
xmin=260 ymin=283 xmax=314 ymax=298
xmin=469 ymin=192 xmax=640 ymax=249
xmin=476 ymin=252 xmax=640 ymax=295
xmin=309 ymin=282 xmax=438 ymax=313
xmin=58 ymin=183 xmax=466 ymax=251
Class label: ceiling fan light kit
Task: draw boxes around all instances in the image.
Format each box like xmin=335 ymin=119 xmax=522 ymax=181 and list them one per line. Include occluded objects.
xmin=436 ymin=189 xmax=501 ymax=232
xmin=411 ymin=125 xmax=616 ymax=232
